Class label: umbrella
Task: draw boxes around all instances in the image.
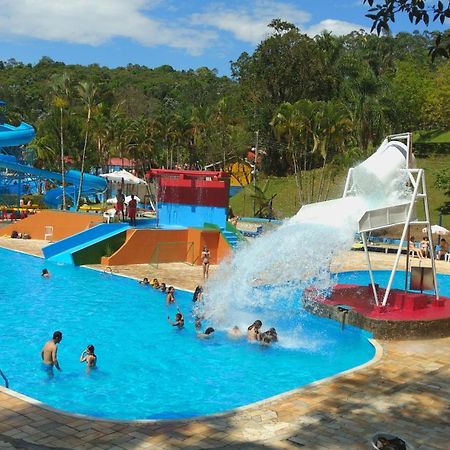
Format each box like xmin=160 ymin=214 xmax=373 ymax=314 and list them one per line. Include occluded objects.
xmin=100 ymin=170 xmax=147 ymax=185
xmin=422 ymin=225 xmax=449 ymax=235
xmin=125 ymin=195 xmax=140 ymax=204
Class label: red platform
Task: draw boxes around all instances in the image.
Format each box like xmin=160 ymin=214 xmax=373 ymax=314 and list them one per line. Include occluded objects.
xmin=309 ymin=284 xmax=450 ymax=321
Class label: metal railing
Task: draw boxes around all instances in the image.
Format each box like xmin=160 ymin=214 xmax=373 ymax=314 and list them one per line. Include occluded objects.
xmin=0 ymin=369 xmax=9 ymax=388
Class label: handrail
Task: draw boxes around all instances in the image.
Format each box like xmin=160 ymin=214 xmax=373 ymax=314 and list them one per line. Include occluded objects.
xmin=0 ymin=369 xmax=9 ymax=388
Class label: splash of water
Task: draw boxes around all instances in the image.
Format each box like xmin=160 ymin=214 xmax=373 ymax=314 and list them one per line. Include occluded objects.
xmin=198 ymin=141 xmax=411 ymax=344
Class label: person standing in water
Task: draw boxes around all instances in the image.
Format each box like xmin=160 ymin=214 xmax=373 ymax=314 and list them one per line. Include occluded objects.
xmin=41 ymin=331 xmax=63 ymax=376
xmin=80 ymin=345 xmax=97 ymax=371
xmin=247 ymin=320 xmax=262 ymax=341
xmin=201 ymin=246 xmax=210 ymax=279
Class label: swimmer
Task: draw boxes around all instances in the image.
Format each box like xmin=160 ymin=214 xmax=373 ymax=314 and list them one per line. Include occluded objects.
xmin=41 ymin=331 xmax=62 ymax=376
xmin=167 ymin=307 xmax=184 ymax=329
xmin=247 ymin=320 xmax=262 ymax=341
xmin=228 ymin=325 xmax=243 ymax=338
xmin=151 ymin=278 xmax=160 ymax=289
xmin=260 ymin=327 xmax=278 ymax=345
xmin=196 ymin=327 xmax=215 ymax=339
xmin=192 ymin=285 xmax=203 ymax=302
xmin=194 ymin=316 xmax=202 ymax=330
xmin=166 ymin=286 xmax=176 ymax=305
xmin=80 ymin=344 xmax=97 ymax=369
xmin=160 ymin=282 xmax=167 ymax=293
xmin=41 ymin=268 xmax=50 ymax=278
xmin=139 ymin=277 xmax=150 ymax=286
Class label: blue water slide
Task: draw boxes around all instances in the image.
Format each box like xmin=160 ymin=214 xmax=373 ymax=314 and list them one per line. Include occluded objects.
xmin=0 ymin=120 xmax=107 ymax=207
xmin=0 ymin=122 xmax=35 ymax=147
xmin=43 ymin=222 xmax=129 ymax=265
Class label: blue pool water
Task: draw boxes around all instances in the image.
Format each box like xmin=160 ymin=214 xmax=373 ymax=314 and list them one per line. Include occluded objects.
xmin=0 ymin=248 xmax=376 ymax=420
xmin=337 ymin=270 xmax=450 ymax=297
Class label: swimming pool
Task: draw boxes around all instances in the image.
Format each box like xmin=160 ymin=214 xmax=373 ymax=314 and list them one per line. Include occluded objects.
xmin=0 ymin=248 xmax=375 ymax=420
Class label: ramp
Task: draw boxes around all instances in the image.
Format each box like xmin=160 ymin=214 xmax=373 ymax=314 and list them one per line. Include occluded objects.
xmin=44 ymin=222 xmax=129 ymax=265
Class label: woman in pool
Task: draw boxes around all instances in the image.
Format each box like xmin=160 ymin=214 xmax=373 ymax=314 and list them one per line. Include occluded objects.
xmin=151 ymin=278 xmax=160 ymax=289
xmin=192 ymin=285 xmax=203 ymax=302
xmin=201 ymin=246 xmax=210 ymax=279
xmin=259 ymin=327 xmax=278 ymax=345
xmin=247 ymin=320 xmax=262 ymax=341
xmin=139 ymin=277 xmax=150 ymax=286
xmin=196 ymin=327 xmax=215 ymax=339
xmin=166 ymin=286 xmax=176 ymax=305
xmin=80 ymin=345 xmax=97 ymax=369
xmin=160 ymin=282 xmax=167 ymax=293
xmin=41 ymin=268 xmax=50 ymax=278
xmin=228 ymin=325 xmax=243 ymax=339
xmin=167 ymin=307 xmax=184 ymax=329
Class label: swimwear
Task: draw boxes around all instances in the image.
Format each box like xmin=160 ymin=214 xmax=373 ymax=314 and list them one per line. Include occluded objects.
xmin=41 ymin=363 xmax=53 ymax=373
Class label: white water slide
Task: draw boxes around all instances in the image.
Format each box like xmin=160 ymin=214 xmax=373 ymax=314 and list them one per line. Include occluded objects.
xmin=292 ymin=133 xmax=439 ymax=306
xmin=203 ymin=134 xmax=438 ymax=329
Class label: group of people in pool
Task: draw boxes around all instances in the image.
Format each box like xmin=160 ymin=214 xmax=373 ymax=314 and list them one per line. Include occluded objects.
xmin=40 ymin=331 xmax=97 ymax=377
xmin=139 ymin=277 xmax=169 ymax=293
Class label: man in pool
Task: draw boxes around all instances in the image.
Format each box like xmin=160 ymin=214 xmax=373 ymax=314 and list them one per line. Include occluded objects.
xmin=41 ymin=331 xmax=62 ymax=376
xmin=167 ymin=307 xmax=184 ymax=329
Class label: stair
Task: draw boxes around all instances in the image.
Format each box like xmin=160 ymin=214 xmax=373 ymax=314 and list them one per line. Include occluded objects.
xmin=221 ymin=229 xmax=239 ymax=249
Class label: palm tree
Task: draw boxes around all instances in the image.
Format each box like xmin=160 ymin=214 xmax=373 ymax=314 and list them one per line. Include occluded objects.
xmin=76 ymin=81 xmax=98 ymax=210
xmin=50 ymin=72 xmax=71 ymax=209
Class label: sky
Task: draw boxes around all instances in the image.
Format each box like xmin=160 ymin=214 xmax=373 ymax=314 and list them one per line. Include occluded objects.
xmin=0 ymin=0 xmax=446 ymax=75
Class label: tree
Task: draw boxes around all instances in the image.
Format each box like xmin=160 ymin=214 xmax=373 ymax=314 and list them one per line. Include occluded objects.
xmin=364 ymin=0 xmax=450 ymax=58
xmin=76 ymin=81 xmax=98 ymax=210
xmin=50 ymin=72 xmax=71 ymax=209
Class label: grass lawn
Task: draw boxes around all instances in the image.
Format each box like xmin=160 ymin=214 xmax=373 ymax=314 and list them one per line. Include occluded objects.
xmin=230 ymin=154 xmax=450 ymax=229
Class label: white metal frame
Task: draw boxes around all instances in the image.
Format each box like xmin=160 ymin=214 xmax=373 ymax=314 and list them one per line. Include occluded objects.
xmin=343 ymin=133 xmax=439 ymax=306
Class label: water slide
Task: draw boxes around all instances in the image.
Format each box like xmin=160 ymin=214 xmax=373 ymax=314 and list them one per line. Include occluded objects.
xmin=43 ymin=222 xmax=129 ymax=265
xmin=0 ymin=121 xmax=107 ymax=206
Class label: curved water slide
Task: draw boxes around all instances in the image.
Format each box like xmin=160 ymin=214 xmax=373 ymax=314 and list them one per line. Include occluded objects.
xmin=0 ymin=122 xmax=107 ymax=206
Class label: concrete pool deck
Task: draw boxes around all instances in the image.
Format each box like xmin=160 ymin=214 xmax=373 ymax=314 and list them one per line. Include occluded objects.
xmin=0 ymin=237 xmax=449 ymax=449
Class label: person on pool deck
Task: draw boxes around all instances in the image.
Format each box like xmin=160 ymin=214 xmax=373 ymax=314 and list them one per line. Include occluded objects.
xmin=166 ymin=286 xmax=176 ymax=305
xmin=115 ymin=189 xmax=125 ymax=221
xmin=247 ymin=320 xmax=263 ymax=341
xmin=408 ymin=236 xmax=422 ymax=259
xmin=41 ymin=268 xmax=50 ymax=278
xmin=196 ymin=327 xmax=215 ymax=339
xmin=127 ymin=194 xmax=137 ymax=226
xmin=436 ymin=238 xmax=449 ymax=260
xmin=420 ymin=236 xmax=430 ymax=258
xmin=41 ymin=331 xmax=62 ymax=376
xmin=201 ymin=246 xmax=210 ymax=279
xmin=80 ymin=345 xmax=97 ymax=369
xmin=139 ymin=277 xmax=150 ymax=286
xmin=167 ymin=307 xmax=184 ymax=329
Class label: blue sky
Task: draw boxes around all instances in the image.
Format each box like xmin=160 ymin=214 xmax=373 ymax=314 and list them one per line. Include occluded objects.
xmin=0 ymin=1 xmax=446 ymax=75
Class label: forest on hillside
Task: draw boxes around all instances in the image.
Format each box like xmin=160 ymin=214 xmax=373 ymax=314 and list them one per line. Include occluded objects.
xmin=1 ymin=21 xmax=450 ymax=205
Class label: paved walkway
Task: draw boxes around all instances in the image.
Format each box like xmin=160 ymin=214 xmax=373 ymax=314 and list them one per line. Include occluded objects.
xmin=0 ymin=238 xmax=449 ymax=449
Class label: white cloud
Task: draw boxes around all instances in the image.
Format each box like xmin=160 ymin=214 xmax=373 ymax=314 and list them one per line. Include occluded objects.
xmin=191 ymin=1 xmax=311 ymax=45
xmin=191 ymin=1 xmax=367 ymax=44
xmin=305 ymin=19 xmax=369 ymax=36
xmin=0 ymin=0 xmax=217 ymax=55
xmin=0 ymin=0 xmax=368 ymax=56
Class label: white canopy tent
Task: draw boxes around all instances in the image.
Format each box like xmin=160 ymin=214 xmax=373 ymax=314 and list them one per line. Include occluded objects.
xmin=100 ymin=169 xmax=147 ymax=185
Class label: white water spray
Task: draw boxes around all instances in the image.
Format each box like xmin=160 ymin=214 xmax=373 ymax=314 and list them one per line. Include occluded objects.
xmin=199 ymin=140 xmax=411 ymax=341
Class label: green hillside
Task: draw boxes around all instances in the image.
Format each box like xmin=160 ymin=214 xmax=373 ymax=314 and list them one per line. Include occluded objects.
xmin=230 ymin=153 xmax=450 ymax=229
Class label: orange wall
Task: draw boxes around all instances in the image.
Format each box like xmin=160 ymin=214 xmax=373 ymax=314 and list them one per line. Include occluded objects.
xmin=1 ymin=210 xmax=103 ymax=241
xmin=102 ymin=228 xmax=231 ymax=266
